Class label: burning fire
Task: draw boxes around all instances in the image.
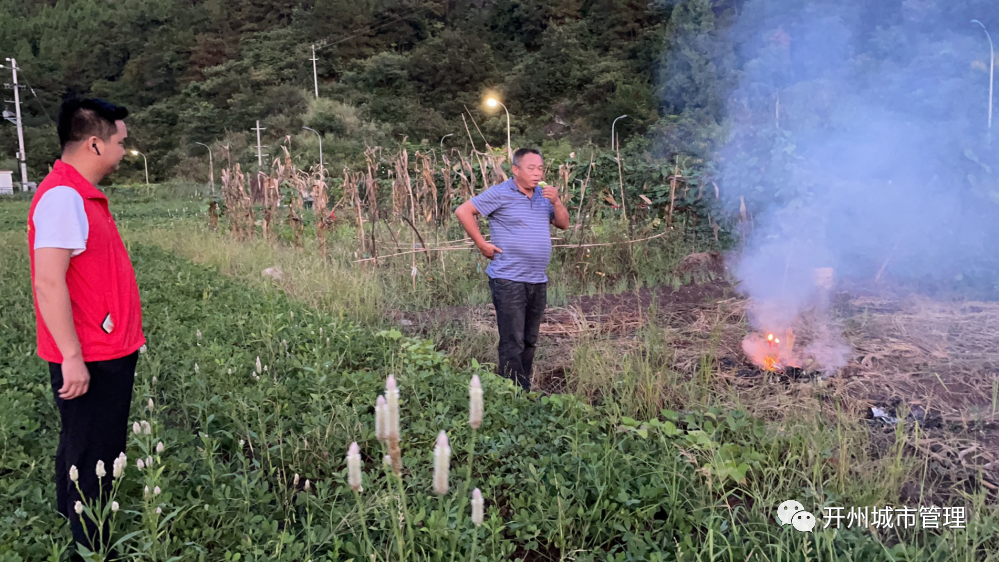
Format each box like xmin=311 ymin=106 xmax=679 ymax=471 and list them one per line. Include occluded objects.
xmin=743 ymin=328 xmax=798 ymax=372
xmin=741 ymin=269 xmax=830 ymax=373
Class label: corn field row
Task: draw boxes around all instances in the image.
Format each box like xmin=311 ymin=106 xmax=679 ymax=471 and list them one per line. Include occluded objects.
xmin=214 ymin=145 xmax=722 ymax=264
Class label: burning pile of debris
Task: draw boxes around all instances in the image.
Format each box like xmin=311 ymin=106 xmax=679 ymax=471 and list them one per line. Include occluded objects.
xmin=742 ymin=328 xmax=797 ymax=373
xmin=740 ymin=266 xmax=844 ymax=377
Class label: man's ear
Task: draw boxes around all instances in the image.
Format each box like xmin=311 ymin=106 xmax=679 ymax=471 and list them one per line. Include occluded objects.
xmin=88 ymin=136 xmax=102 ymax=156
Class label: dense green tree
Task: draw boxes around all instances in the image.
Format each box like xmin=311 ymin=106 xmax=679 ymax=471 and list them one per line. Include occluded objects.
xmin=0 ymin=0 xmax=992 ymax=188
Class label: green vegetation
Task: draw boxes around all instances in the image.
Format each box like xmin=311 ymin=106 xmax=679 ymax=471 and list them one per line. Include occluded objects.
xmin=3 ymin=0 xmax=999 ymax=557
xmin=2 ymin=195 xmax=997 ymax=560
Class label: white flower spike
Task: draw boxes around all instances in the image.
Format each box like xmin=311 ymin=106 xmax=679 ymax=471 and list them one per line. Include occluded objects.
xmin=375 ymin=395 xmax=388 ymax=443
xmin=433 ymin=431 xmax=451 ymax=495
xmin=346 ymin=442 xmax=363 ymax=492
xmin=472 ymin=488 xmax=484 ymax=526
xmin=386 ymin=376 xmax=400 ymax=442
xmin=469 ymin=375 xmax=484 ymax=429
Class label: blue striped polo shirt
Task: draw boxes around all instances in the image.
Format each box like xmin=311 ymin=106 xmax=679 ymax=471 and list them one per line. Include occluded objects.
xmin=469 ymin=178 xmax=555 ymax=284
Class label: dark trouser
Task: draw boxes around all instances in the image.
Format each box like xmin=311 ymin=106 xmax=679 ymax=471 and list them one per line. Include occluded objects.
xmin=489 ymin=278 xmax=547 ymax=391
xmin=50 ymin=351 xmax=138 ymax=556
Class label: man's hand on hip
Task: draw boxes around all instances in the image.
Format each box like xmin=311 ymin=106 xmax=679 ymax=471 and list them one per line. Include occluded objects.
xmin=59 ymin=355 xmax=91 ymax=400
xmin=478 ymin=242 xmax=503 ymax=260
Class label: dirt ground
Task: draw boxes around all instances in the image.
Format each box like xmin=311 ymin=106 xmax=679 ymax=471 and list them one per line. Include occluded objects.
xmin=392 ymin=270 xmax=999 ymax=498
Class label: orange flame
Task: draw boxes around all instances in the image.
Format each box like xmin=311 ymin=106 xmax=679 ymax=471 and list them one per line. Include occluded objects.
xmin=743 ymin=330 xmax=799 ymax=372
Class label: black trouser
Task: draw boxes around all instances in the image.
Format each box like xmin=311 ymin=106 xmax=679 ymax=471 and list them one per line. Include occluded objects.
xmin=489 ymin=278 xmax=546 ymax=391
xmin=50 ymin=351 xmax=138 ymax=555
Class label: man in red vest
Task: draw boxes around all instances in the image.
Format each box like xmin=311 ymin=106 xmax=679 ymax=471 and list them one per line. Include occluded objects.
xmin=28 ymin=98 xmax=145 ymax=555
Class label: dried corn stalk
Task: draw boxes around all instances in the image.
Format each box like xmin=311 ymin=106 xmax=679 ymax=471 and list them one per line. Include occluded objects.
xmin=221 ymin=157 xmax=253 ymax=240
xmin=364 ymin=146 xmax=381 ymax=263
xmin=415 ymin=151 xmax=438 ymax=224
xmin=440 ymin=152 xmax=455 ymax=224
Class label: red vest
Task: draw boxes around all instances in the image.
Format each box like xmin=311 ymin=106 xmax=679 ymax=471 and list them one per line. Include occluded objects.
xmin=28 ymin=160 xmax=145 ymax=363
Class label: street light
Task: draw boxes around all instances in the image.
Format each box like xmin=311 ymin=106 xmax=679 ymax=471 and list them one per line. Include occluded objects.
xmin=130 ymin=150 xmax=148 ymax=185
xmin=485 ymin=96 xmax=512 ymax=163
xmin=440 ymin=133 xmax=453 ymax=150
xmin=611 ymin=115 xmax=629 ymax=223
xmin=193 ymin=142 xmax=214 ymax=195
xmin=972 ymin=19 xmax=994 ymax=143
xmin=302 ymin=126 xmax=324 ymax=175
xmin=611 ymin=115 xmax=629 ymax=151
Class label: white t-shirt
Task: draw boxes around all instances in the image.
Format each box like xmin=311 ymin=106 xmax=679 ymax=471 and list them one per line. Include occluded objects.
xmin=33 ymin=186 xmax=89 ymax=257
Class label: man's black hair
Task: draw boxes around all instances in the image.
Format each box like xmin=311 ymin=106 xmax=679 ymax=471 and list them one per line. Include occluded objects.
xmin=512 ymin=147 xmax=542 ymax=167
xmin=57 ymin=98 xmax=129 ymax=151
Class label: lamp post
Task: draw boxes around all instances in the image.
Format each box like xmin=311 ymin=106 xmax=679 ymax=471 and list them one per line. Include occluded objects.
xmin=194 ymin=142 xmax=214 ymax=194
xmin=302 ymin=126 xmax=324 ymax=175
xmin=440 ymin=133 xmax=453 ymax=150
xmin=130 ymin=150 xmax=148 ymax=185
xmin=610 ymin=115 xmax=629 ymax=222
xmin=972 ymin=20 xmax=994 ymax=144
xmin=485 ymin=97 xmax=512 ymax=163
xmin=611 ymin=115 xmax=629 ymax=151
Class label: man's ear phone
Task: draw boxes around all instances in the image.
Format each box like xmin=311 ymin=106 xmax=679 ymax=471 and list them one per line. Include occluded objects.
xmin=92 ymin=143 xmax=100 ymax=156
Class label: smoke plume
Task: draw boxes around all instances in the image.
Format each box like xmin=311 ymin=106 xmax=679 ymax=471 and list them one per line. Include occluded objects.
xmin=717 ymin=0 xmax=999 ymax=373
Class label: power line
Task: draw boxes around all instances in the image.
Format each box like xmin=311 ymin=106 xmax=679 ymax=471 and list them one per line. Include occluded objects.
xmin=16 ymin=71 xmax=54 ymax=124
xmin=0 ymin=62 xmax=55 ymax=125
xmin=312 ymin=4 xmax=433 ymax=53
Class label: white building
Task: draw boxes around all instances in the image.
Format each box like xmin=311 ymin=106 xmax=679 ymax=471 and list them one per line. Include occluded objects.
xmin=0 ymin=170 xmax=13 ymax=195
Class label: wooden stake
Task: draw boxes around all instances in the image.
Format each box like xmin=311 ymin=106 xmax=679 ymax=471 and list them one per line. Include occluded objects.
xmin=668 ymin=163 xmax=680 ymax=225
xmin=616 ymin=133 xmax=627 ymax=223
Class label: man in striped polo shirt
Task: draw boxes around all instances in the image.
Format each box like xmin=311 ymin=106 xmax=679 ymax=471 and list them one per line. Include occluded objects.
xmin=455 ymin=148 xmax=570 ymax=391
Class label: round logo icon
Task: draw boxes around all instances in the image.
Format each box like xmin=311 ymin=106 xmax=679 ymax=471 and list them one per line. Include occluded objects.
xmin=792 ymin=510 xmax=816 ymax=532
xmin=776 ymin=500 xmax=805 ymax=526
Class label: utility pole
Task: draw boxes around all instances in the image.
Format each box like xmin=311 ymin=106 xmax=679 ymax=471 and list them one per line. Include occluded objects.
xmin=252 ymin=120 xmax=267 ymax=169
xmin=310 ymin=45 xmax=320 ymax=99
xmin=3 ymin=58 xmax=29 ymax=190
